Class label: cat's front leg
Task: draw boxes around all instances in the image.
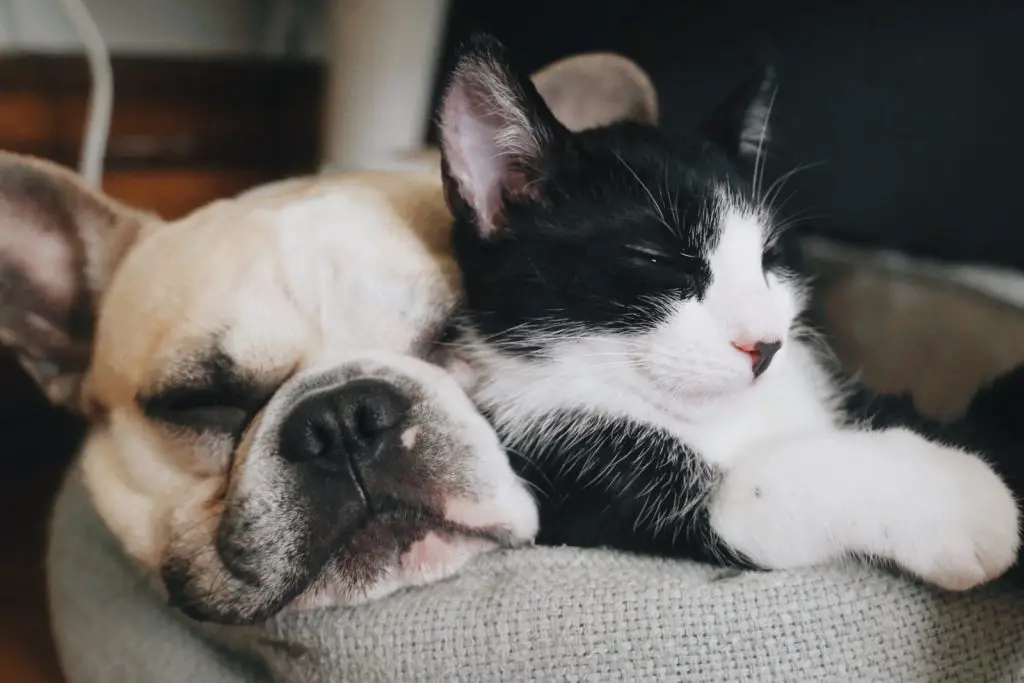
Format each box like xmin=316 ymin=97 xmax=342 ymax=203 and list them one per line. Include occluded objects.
xmin=707 ymin=427 xmax=1021 ymax=590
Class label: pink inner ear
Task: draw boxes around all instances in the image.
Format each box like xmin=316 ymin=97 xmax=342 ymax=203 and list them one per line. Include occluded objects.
xmin=441 ymin=75 xmax=539 ymax=239
xmin=0 ymin=202 xmax=77 ymax=310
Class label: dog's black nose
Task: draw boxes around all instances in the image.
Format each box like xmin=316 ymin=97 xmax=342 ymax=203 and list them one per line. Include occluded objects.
xmin=279 ymin=379 xmax=411 ymax=467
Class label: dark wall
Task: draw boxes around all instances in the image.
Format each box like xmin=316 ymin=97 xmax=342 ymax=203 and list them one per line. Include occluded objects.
xmin=428 ymin=0 xmax=1024 ymax=270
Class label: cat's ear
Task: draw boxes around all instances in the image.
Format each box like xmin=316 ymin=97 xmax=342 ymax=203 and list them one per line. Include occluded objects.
xmin=438 ymin=35 xmax=566 ymax=240
xmin=698 ymin=64 xmax=776 ymax=164
xmin=531 ymin=52 xmax=659 ymax=131
xmin=0 ymin=152 xmax=148 ymax=408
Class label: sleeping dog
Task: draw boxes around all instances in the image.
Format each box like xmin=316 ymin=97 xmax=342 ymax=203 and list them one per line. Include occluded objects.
xmin=0 ymin=54 xmax=659 ymax=625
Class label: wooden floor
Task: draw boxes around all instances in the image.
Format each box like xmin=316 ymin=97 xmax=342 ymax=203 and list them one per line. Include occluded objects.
xmin=1 ymin=409 xmax=83 ymax=683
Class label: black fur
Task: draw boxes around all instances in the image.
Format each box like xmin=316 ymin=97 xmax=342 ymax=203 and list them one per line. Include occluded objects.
xmin=453 ymin=122 xmax=722 ymax=340
xmin=498 ymin=408 xmax=755 ymax=568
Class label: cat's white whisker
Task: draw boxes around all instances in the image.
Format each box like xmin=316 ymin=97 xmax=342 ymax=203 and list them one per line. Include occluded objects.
xmin=613 ymin=150 xmax=675 ymax=234
xmin=761 ymin=160 xmax=826 ymax=214
xmin=752 ymin=84 xmax=778 ymax=205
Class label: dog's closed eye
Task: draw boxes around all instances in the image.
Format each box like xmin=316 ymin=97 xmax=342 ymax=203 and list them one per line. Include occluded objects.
xmin=142 ymin=387 xmax=253 ymax=434
xmin=138 ymin=348 xmax=280 ymax=438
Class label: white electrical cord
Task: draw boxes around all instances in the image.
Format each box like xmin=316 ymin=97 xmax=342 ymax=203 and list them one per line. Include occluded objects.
xmin=56 ymin=0 xmax=113 ymax=187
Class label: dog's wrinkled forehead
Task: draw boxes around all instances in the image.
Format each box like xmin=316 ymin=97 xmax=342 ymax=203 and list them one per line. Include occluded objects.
xmin=87 ymin=172 xmax=455 ymax=407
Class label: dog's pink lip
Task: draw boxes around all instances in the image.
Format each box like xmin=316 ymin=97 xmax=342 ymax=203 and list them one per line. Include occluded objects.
xmin=326 ymin=454 xmax=523 ymax=549
xmin=397 ymin=528 xmax=504 ymax=575
xmin=379 ymin=508 xmax=517 ymax=548
xmin=438 ymin=520 xmax=519 ymax=548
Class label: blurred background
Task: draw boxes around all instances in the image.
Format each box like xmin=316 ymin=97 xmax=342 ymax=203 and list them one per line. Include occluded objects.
xmin=1 ymin=1 xmax=1022 ymax=681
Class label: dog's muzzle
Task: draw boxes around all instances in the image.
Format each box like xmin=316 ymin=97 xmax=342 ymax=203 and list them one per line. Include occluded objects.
xmin=212 ymin=378 xmax=425 ymax=590
xmin=166 ymin=359 xmax=538 ymax=626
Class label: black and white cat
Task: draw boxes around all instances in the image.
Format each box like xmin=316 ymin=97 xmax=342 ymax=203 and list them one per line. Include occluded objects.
xmin=436 ymin=36 xmax=1023 ymax=591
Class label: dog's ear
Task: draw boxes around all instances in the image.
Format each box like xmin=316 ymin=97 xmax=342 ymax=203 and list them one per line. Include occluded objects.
xmin=531 ymin=52 xmax=659 ymax=131
xmin=0 ymin=152 xmax=148 ymax=409
xmin=438 ymin=35 xmax=569 ymax=240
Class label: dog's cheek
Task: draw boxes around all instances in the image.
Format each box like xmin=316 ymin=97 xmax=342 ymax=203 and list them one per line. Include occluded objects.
xmin=159 ymin=555 xmax=286 ymax=625
xmin=186 ymin=431 xmax=238 ymax=476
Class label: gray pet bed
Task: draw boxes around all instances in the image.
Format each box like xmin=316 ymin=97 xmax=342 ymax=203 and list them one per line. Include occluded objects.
xmin=47 ymin=464 xmax=1024 ymax=683
xmin=48 ymin=244 xmax=1024 ymax=683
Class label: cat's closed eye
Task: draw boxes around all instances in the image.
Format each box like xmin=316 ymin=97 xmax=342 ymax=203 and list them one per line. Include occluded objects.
xmin=628 ymin=244 xmax=671 ymax=265
xmin=627 ymin=244 xmax=703 ymax=277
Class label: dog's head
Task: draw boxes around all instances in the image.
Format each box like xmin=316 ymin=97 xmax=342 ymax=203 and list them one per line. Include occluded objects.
xmin=0 ymin=51 xmax=658 ymax=626
xmin=1 ymin=160 xmax=537 ymax=624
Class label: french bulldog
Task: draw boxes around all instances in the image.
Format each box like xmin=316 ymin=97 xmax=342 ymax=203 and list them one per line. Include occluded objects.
xmin=0 ymin=52 xmax=658 ymax=626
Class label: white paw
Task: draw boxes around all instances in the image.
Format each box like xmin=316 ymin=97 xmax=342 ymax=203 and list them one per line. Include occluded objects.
xmin=881 ymin=429 xmax=1020 ymax=591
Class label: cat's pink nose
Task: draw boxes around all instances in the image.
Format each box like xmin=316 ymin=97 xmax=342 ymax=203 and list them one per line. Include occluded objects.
xmin=732 ymin=340 xmax=782 ymax=378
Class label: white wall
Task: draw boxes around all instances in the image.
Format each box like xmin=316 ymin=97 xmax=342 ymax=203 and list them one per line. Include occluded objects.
xmin=0 ymin=0 xmax=328 ymax=57
xmin=321 ymin=0 xmax=449 ymax=170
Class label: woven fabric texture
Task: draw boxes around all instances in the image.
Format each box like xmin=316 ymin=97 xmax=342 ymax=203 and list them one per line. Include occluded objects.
xmin=49 ymin=466 xmax=1024 ymax=683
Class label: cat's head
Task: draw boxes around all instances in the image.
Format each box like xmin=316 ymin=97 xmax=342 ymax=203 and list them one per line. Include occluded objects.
xmin=439 ymin=36 xmax=805 ymax=404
